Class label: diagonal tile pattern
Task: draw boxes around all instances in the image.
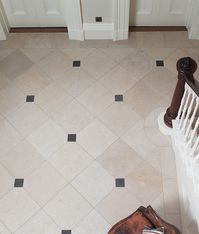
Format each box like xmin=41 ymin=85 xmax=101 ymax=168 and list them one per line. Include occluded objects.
xmin=0 ymin=31 xmax=191 ymax=233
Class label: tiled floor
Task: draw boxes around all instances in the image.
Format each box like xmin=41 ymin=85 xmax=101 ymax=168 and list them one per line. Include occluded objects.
xmin=0 ymin=31 xmax=198 ymax=233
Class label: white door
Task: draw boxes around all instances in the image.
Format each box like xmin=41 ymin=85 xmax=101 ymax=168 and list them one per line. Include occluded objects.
xmin=130 ymin=0 xmax=187 ymax=26
xmin=1 ymin=0 xmax=67 ymax=27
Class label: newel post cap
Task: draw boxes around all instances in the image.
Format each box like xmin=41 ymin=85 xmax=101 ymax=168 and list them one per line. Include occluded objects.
xmin=177 ymin=57 xmax=197 ymax=76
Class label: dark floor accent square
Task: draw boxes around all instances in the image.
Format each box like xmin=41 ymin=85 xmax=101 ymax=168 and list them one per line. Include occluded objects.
xmin=115 ymin=95 xmax=123 ymax=102
xmin=26 ymin=95 xmax=35 ymax=102
xmin=14 ymin=179 xmax=24 ymax=188
xmin=115 ymin=178 xmax=125 ymax=187
xmin=68 ymin=134 xmax=76 ymax=142
xmin=73 ymin=61 xmax=81 ymax=67
xmin=156 ymin=60 xmax=164 ymax=67
xmin=62 ymin=231 xmax=71 ymax=234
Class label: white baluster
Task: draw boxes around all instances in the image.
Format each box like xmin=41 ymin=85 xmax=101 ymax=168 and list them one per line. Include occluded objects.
xmin=176 ymin=87 xmax=188 ymax=123
xmin=184 ymin=100 xmax=199 ymax=141
xmin=179 ymin=91 xmax=191 ymax=130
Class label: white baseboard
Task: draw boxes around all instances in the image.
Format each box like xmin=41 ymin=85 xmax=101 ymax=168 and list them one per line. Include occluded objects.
xmin=83 ymin=23 xmax=114 ymax=40
xmin=113 ymin=30 xmax=129 ymax=41
xmin=68 ymin=29 xmax=84 ymax=41
xmin=0 ymin=26 xmax=6 ymax=40
xmin=188 ymin=27 xmax=199 ymax=40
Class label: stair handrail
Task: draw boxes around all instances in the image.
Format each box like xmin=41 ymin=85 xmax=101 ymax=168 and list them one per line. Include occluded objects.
xmin=164 ymin=57 xmax=198 ymax=128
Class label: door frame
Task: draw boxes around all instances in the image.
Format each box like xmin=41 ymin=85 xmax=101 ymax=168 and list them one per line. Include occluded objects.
xmin=0 ymin=0 xmax=9 ymax=40
xmin=66 ymin=0 xmax=130 ymax=41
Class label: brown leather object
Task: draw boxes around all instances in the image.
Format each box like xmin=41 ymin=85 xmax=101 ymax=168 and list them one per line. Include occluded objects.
xmin=108 ymin=207 xmax=154 ymax=234
xmin=108 ymin=206 xmax=181 ymax=234
xmin=141 ymin=206 xmax=181 ymax=234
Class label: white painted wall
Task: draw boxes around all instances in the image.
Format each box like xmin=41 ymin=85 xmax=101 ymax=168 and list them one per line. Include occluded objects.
xmin=81 ymin=0 xmax=114 ymax=23
xmin=0 ymin=0 xmax=9 ymax=40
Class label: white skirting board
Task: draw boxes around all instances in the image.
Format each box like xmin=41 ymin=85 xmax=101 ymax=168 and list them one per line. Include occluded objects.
xmin=83 ymin=23 xmax=114 ymax=40
xmin=0 ymin=25 xmax=6 ymax=40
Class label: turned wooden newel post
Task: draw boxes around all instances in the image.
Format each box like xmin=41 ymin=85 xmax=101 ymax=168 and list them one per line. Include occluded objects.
xmin=164 ymin=57 xmax=197 ymax=128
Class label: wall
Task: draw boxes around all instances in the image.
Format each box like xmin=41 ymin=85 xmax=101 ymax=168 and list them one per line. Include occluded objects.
xmin=0 ymin=0 xmax=9 ymax=39
xmin=81 ymin=0 xmax=114 ymax=23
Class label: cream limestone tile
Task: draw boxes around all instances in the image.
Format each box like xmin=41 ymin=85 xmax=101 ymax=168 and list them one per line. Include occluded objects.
xmin=146 ymin=148 xmax=162 ymax=174
xmin=96 ymin=188 xmax=142 ymax=225
xmin=99 ymin=65 xmax=138 ymax=93
xmin=27 ymin=120 xmax=66 ymax=158
xmin=110 ymin=33 xmax=137 ymax=48
xmin=37 ymin=51 xmax=72 ymax=80
xmin=0 ymin=84 xmax=25 ymax=117
xmin=48 ymin=144 xmax=92 ymax=181
xmin=164 ymin=214 xmax=182 ymax=231
xmin=126 ymin=161 xmax=163 ymax=205
xmin=164 ymin=31 xmax=193 ymax=48
xmin=161 ymin=147 xmax=177 ymax=179
xmin=0 ymin=34 xmax=26 ymax=49
xmin=7 ymin=103 xmax=48 ymax=137
xmin=62 ymin=48 xmax=94 ymax=60
xmin=0 ymin=50 xmax=33 ymax=80
xmin=145 ymin=107 xmax=166 ymax=128
xmin=164 ymin=49 xmax=188 ymax=75
xmin=97 ymin=139 xmax=143 ymax=177
xmin=145 ymin=127 xmax=171 ymax=147
xmin=120 ymin=49 xmax=155 ymax=80
xmin=0 ymin=221 xmax=10 ymax=234
xmin=0 ymin=119 xmax=22 ymax=155
xmin=58 ymin=68 xmax=95 ymax=97
xmin=136 ymin=32 xmax=164 ymax=48
xmin=142 ymin=68 xmax=176 ymax=97
xmin=81 ymin=49 xmax=117 ymax=80
xmin=0 ymin=189 xmax=39 ymax=232
xmin=44 ymin=185 xmax=92 ymax=229
xmin=0 ymin=140 xmax=44 ymax=177
xmin=163 ymin=179 xmax=180 ymax=214
xmin=0 ymin=74 xmax=11 ymax=91
xmin=124 ymin=80 xmax=162 ymax=117
xmin=24 ymin=33 xmax=53 ymax=49
xmin=143 ymin=48 xmax=175 ymax=60
xmin=21 ymin=48 xmax=53 ymax=63
xmin=150 ymin=193 xmax=165 ymax=218
xmin=77 ymin=83 xmax=114 ymax=116
xmin=71 ymin=161 xmax=114 ymax=206
xmin=25 ymin=162 xmax=67 ymax=206
xmin=80 ymin=40 xmax=111 ymax=48
xmin=52 ymin=33 xmax=80 ymax=49
xmin=35 ymin=83 xmax=73 ymax=115
xmin=13 ymin=66 xmax=51 ymax=95
xmin=98 ymin=103 xmax=141 ymax=136
xmin=122 ymin=119 xmax=157 ymax=158
xmin=73 ymin=210 xmax=111 ymax=234
xmin=0 ymin=49 xmax=15 ymax=62
xmin=51 ymin=100 xmax=94 ymax=133
xmin=101 ymin=48 xmax=137 ymax=63
xmin=78 ymin=119 xmax=117 ymax=158
xmin=15 ymin=210 xmax=61 ymax=234
xmin=0 ymin=164 xmax=13 ymax=199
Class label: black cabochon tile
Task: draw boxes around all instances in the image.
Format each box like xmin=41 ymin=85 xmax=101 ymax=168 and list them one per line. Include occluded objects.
xmin=62 ymin=231 xmax=71 ymax=234
xmin=26 ymin=95 xmax=35 ymax=102
xmin=73 ymin=61 xmax=81 ymax=67
xmin=115 ymin=95 xmax=123 ymax=102
xmin=14 ymin=179 xmax=24 ymax=188
xmin=156 ymin=60 xmax=164 ymax=67
xmin=115 ymin=178 xmax=125 ymax=187
xmin=68 ymin=134 xmax=76 ymax=142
